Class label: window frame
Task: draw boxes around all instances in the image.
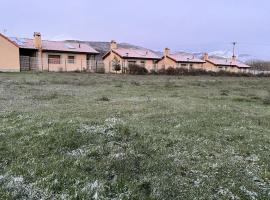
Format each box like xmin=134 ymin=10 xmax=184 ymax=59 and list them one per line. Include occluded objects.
xmin=140 ymin=60 xmax=146 ymax=67
xmin=48 ymin=55 xmax=61 ymax=64
xmin=68 ymin=55 xmax=75 ymax=64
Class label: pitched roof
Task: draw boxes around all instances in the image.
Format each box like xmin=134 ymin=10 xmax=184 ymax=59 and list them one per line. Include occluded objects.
xmin=207 ymin=57 xmax=250 ymax=68
xmin=103 ymin=48 xmax=160 ymax=60
xmin=8 ymin=37 xmax=99 ymax=54
xmin=167 ymin=52 xmax=205 ymax=63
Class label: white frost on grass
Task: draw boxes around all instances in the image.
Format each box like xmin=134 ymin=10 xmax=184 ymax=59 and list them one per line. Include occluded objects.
xmin=79 ymin=117 xmax=124 ymax=137
xmin=246 ymin=154 xmax=260 ymax=162
xmin=82 ymin=180 xmax=104 ymax=199
xmin=67 ymin=146 xmax=90 ymax=157
xmin=110 ymin=152 xmax=126 ymax=160
xmin=1 ymin=174 xmax=51 ymax=199
xmin=240 ymin=186 xmax=258 ymax=200
xmin=216 ymin=187 xmax=240 ymax=200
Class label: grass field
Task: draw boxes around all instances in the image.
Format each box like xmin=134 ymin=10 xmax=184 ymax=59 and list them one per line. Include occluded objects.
xmin=0 ymin=73 xmax=270 ymax=199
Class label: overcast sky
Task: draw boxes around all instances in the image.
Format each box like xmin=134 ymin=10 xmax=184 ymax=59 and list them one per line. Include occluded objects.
xmin=1 ymin=0 xmax=270 ymax=59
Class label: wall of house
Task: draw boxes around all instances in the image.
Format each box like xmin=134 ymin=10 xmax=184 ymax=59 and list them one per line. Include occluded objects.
xmin=158 ymin=57 xmax=204 ymax=70
xmin=0 ymin=36 xmax=20 ymax=72
xmin=203 ymin=61 xmax=250 ymax=73
xmin=124 ymin=59 xmax=156 ymax=72
xmin=202 ymin=61 xmax=219 ymax=72
xmin=226 ymin=66 xmax=239 ymax=73
xmin=158 ymin=57 xmax=176 ymax=69
xmin=41 ymin=52 xmax=88 ymax=72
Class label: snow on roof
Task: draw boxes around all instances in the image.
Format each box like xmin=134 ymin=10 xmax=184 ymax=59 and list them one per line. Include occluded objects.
xmin=8 ymin=37 xmax=99 ymax=54
xmin=112 ymin=48 xmax=160 ymax=60
xmin=168 ymin=52 xmax=205 ymax=63
xmin=207 ymin=57 xmax=250 ymax=68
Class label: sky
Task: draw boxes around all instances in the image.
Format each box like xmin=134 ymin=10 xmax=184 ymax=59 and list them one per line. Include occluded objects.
xmin=1 ymin=0 xmax=270 ymax=59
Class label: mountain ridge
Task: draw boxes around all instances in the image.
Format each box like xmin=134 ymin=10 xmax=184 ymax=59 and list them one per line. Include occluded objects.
xmin=66 ymin=40 xmax=259 ymax=62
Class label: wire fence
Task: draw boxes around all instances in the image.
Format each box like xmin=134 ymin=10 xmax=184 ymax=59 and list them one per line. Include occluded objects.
xmin=20 ymin=56 xmax=104 ymax=73
xmin=17 ymin=56 xmax=270 ymax=75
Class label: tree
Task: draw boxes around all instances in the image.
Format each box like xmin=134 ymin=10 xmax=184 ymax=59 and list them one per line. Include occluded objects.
xmin=112 ymin=57 xmax=121 ymax=74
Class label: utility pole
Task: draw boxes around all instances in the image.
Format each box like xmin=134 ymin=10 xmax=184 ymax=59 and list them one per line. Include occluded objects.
xmin=232 ymin=42 xmax=237 ymax=57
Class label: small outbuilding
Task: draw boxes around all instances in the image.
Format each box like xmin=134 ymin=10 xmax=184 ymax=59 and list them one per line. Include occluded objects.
xmin=102 ymin=40 xmax=160 ymax=73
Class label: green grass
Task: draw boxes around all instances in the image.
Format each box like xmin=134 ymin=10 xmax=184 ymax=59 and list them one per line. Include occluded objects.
xmin=0 ymin=72 xmax=270 ymax=199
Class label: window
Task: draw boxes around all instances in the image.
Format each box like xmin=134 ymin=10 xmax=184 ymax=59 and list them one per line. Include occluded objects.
xmin=181 ymin=64 xmax=187 ymax=67
xmin=128 ymin=61 xmax=136 ymax=67
xmin=48 ymin=55 xmax=61 ymax=64
xmin=68 ymin=56 xmax=75 ymax=64
xmin=190 ymin=64 xmax=193 ymax=67
xmin=140 ymin=61 xmax=145 ymax=67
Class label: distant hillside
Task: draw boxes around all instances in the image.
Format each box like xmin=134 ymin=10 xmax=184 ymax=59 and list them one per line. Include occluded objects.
xmin=194 ymin=51 xmax=258 ymax=63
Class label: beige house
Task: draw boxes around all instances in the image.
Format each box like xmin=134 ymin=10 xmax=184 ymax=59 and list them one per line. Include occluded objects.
xmin=158 ymin=48 xmax=205 ymax=70
xmin=0 ymin=32 xmax=99 ymax=72
xmin=203 ymin=53 xmax=251 ymax=73
xmin=102 ymin=41 xmax=160 ymax=73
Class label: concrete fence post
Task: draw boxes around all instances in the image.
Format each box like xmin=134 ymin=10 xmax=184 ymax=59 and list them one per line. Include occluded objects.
xmin=81 ymin=59 xmax=83 ymax=72
xmin=65 ymin=59 xmax=67 ymax=72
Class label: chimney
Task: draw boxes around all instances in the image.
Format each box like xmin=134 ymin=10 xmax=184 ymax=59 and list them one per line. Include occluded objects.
xmin=164 ymin=48 xmax=170 ymax=57
xmin=203 ymin=53 xmax=209 ymax=61
xmin=232 ymin=55 xmax=237 ymax=61
xmin=33 ymin=32 xmax=42 ymax=49
xmin=110 ymin=40 xmax=117 ymax=50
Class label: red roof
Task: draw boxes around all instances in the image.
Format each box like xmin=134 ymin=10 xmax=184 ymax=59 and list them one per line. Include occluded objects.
xmin=9 ymin=37 xmax=99 ymax=54
xmin=167 ymin=52 xmax=205 ymax=63
xmin=104 ymin=48 xmax=160 ymax=60
xmin=207 ymin=57 xmax=250 ymax=68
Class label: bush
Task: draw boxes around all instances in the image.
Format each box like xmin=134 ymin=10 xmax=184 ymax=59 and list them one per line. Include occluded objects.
xmin=97 ymin=96 xmax=110 ymax=102
xmin=128 ymin=64 xmax=148 ymax=75
xmin=263 ymin=91 xmax=270 ymax=105
xmin=158 ymin=67 xmax=211 ymax=76
xmin=154 ymin=67 xmax=270 ymax=77
xmin=96 ymin=68 xmax=105 ymax=74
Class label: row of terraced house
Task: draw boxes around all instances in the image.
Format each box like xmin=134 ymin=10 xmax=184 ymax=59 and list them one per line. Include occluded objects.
xmin=0 ymin=32 xmax=251 ymax=73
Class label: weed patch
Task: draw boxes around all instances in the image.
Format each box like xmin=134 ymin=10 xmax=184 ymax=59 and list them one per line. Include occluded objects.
xmin=97 ymin=96 xmax=110 ymax=102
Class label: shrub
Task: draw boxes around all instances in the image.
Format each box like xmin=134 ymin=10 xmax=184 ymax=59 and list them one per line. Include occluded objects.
xmin=149 ymin=69 xmax=158 ymax=75
xmin=114 ymin=64 xmax=121 ymax=73
xmin=131 ymin=81 xmax=141 ymax=86
xmin=263 ymin=91 xmax=270 ymax=105
xmin=73 ymin=69 xmax=81 ymax=73
xmin=128 ymin=64 xmax=148 ymax=75
xmin=154 ymin=67 xmax=270 ymax=77
xmin=165 ymin=67 xmax=176 ymax=75
xmin=96 ymin=68 xmax=105 ymax=74
xmin=97 ymin=96 xmax=110 ymax=102
xmin=220 ymin=90 xmax=229 ymax=96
